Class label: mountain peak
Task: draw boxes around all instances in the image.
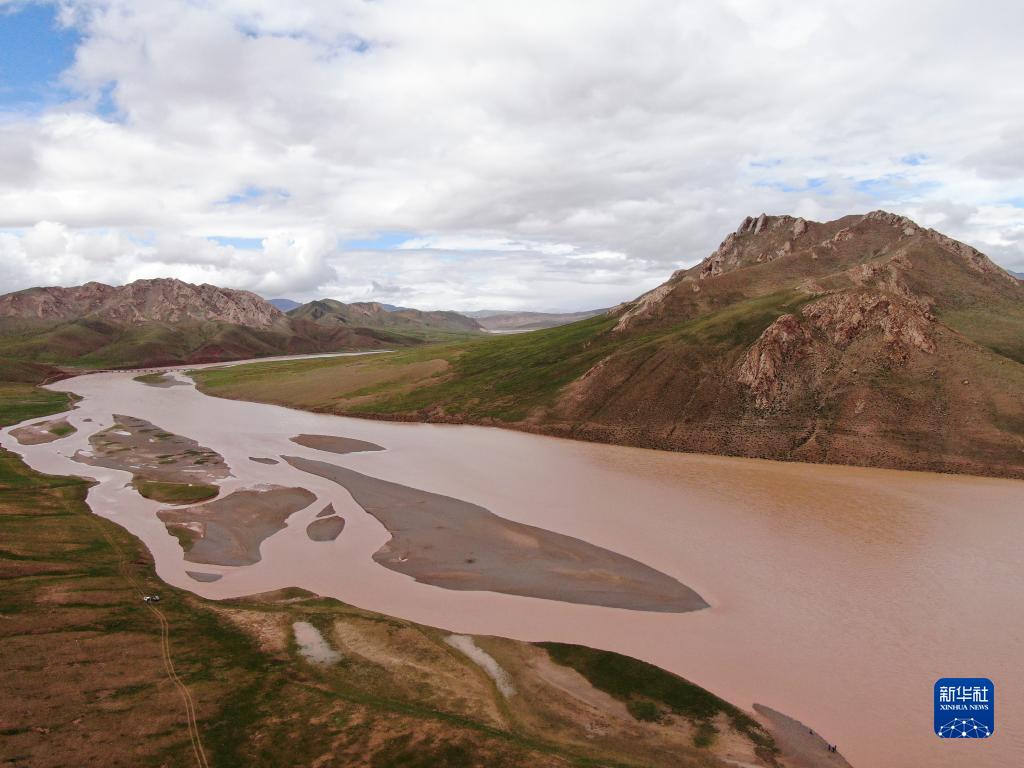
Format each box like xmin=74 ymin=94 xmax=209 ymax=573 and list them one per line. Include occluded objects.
xmin=613 ymin=211 xmax=1020 ymax=334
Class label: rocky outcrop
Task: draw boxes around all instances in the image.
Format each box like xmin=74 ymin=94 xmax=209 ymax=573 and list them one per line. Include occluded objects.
xmin=736 ymin=314 xmax=814 ymax=409
xmin=612 ymin=282 xmax=674 ymax=332
xmin=802 ymin=292 xmax=936 ymax=357
xmin=0 ymin=278 xmax=284 ymax=327
xmin=737 ymin=289 xmax=937 ymax=410
xmin=698 ymin=213 xmax=807 ymax=280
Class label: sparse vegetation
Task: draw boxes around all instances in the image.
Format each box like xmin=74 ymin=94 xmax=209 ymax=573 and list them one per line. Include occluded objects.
xmin=538 ymin=642 xmax=777 ymax=754
xmin=133 ymin=479 xmax=220 ymax=504
xmin=134 ymin=372 xmax=169 ymax=384
xmin=48 ymin=421 xmax=76 ymax=437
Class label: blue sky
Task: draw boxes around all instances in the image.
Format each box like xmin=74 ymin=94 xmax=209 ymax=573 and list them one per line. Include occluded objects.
xmin=0 ymin=3 xmax=79 ymax=110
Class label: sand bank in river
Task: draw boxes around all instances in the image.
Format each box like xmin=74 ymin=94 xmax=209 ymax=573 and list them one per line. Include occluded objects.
xmin=158 ymin=486 xmax=317 ymax=566
xmin=72 ymin=414 xmax=229 ymax=486
xmin=9 ymin=418 xmax=76 ymax=445
xmin=289 ymin=433 xmax=385 ymax=454
xmin=753 ymin=705 xmax=852 ymax=768
xmin=186 ymin=570 xmax=223 ymax=582
xmin=306 ymin=514 xmax=345 ymax=542
xmin=134 ymin=372 xmax=188 ymax=388
xmin=249 ymin=456 xmax=278 ymax=465
xmin=284 ymin=456 xmax=707 ymax=613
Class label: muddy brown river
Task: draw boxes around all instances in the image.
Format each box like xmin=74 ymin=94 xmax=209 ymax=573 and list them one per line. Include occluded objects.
xmin=3 ymin=358 xmax=1021 ymax=767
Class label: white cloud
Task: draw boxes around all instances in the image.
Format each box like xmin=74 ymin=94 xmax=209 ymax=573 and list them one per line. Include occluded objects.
xmin=0 ymin=0 xmax=1022 ymax=306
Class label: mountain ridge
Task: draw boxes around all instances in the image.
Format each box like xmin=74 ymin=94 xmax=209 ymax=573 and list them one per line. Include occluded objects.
xmin=467 ymin=308 xmax=607 ymax=331
xmin=0 ymin=278 xmax=285 ymax=327
xmin=288 ymin=298 xmax=483 ymax=339
xmin=0 ymin=278 xmax=477 ymax=369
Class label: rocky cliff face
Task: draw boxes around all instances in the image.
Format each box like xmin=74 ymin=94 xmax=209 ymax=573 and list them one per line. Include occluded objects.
xmin=0 ymin=278 xmax=284 ymax=327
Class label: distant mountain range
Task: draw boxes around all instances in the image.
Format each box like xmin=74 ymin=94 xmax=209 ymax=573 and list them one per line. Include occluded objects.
xmin=269 ymin=301 xmax=601 ymax=331
xmin=465 ymin=308 xmax=606 ymax=331
xmin=287 ymin=299 xmax=482 ymax=340
xmin=0 ymin=279 xmax=480 ymax=370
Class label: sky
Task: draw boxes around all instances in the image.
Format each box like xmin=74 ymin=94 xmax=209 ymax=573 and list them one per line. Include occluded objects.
xmin=0 ymin=0 xmax=1022 ymax=311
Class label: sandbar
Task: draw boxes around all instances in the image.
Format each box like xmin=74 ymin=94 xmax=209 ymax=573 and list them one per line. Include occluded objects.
xmin=186 ymin=571 xmax=223 ymax=583
xmin=158 ymin=486 xmax=317 ymax=566
xmin=306 ymin=515 xmax=345 ymax=542
xmin=289 ymin=434 xmax=385 ymax=454
xmin=284 ymin=456 xmax=707 ymax=613
xmin=250 ymin=457 xmax=279 ymax=465
xmin=134 ymin=372 xmax=188 ymax=388
xmin=73 ymin=414 xmax=229 ymax=486
xmin=10 ymin=418 xmax=76 ymax=445
xmin=753 ymin=704 xmax=853 ymax=768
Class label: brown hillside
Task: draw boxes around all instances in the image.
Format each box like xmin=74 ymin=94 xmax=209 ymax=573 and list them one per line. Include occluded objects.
xmin=554 ymin=211 xmax=1024 ymax=477
xmin=0 ymin=277 xmax=284 ymax=327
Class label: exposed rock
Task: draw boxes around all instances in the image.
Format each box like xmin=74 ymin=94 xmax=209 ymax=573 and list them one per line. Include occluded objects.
xmin=844 ymin=253 xmax=933 ymax=310
xmin=699 ymin=214 xmax=808 ymax=280
xmin=801 ymin=292 xmax=936 ymax=358
xmin=863 ymin=210 xmax=920 ymax=232
xmin=737 ymin=314 xmax=814 ymax=409
xmin=737 ymin=288 xmax=937 ymax=410
xmin=612 ymin=282 xmax=674 ymax=332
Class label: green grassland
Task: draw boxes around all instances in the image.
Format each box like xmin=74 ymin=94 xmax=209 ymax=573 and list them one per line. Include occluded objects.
xmin=0 ymin=358 xmax=76 ymax=429
xmin=193 ymin=291 xmax=809 ymax=423
xmin=132 ymin=479 xmax=220 ymax=505
xmin=940 ymin=305 xmax=1024 ymax=365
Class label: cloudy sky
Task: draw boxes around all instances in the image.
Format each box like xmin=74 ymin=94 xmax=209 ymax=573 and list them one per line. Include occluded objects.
xmin=0 ymin=0 xmax=1021 ymax=311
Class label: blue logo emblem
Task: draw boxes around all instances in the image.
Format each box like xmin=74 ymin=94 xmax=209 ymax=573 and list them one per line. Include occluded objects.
xmin=935 ymin=678 xmax=994 ymax=738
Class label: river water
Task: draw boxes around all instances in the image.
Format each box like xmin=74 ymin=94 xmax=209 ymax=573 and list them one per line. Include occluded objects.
xmin=2 ymin=361 xmax=1021 ymax=767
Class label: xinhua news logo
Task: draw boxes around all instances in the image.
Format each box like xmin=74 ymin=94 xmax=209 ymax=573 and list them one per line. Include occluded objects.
xmin=934 ymin=678 xmax=994 ymax=739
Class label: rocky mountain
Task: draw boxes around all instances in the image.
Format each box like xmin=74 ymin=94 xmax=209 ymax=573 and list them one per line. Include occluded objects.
xmin=466 ymin=308 xmax=606 ymax=332
xmin=0 ymin=278 xmax=462 ymax=370
xmin=288 ymin=299 xmax=482 ymax=339
xmin=0 ymin=279 xmax=284 ymax=327
xmin=551 ymin=210 xmax=1024 ymax=476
